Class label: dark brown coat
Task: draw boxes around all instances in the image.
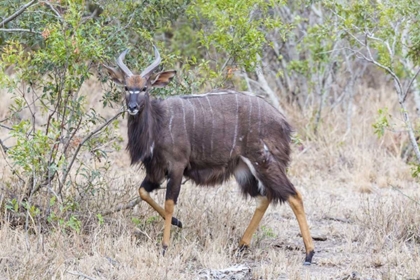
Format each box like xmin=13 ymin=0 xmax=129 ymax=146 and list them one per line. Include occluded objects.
xmin=127 ymin=89 xmax=296 ymax=204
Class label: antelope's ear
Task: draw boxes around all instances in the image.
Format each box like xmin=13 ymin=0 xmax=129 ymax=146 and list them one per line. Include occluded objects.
xmin=103 ymin=64 xmax=125 ymax=85
xmin=150 ymin=70 xmax=176 ymax=88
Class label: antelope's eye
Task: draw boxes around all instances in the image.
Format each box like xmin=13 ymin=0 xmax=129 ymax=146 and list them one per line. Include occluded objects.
xmin=142 ymin=86 xmax=147 ymax=91
xmin=125 ymin=86 xmax=128 ymax=91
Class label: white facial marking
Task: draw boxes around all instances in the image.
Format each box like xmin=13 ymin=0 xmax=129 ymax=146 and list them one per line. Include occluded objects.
xmin=240 ymin=156 xmax=265 ymax=195
xmin=128 ymin=91 xmax=140 ymax=95
xmin=128 ymin=109 xmax=139 ymax=115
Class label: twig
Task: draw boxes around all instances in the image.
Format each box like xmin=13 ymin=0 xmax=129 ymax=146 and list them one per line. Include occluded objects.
xmin=241 ymin=67 xmax=252 ymax=93
xmin=398 ymin=98 xmax=420 ymax=163
xmin=134 ymin=228 xmax=152 ymax=241
xmin=392 ymin=186 xmax=420 ymax=206
xmin=59 ymin=109 xmax=124 ymax=195
xmin=66 ymin=271 xmax=96 ymax=280
xmin=40 ymin=1 xmax=62 ymax=19
xmin=101 ymin=198 xmax=141 ymax=216
xmin=0 ymin=138 xmax=9 ymax=153
xmin=0 ymin=0 xmax=37 ymax=26
xmin=0 ymin=123 xmax=13 ymax=130
xmin=104 ymin=14 xmax=134 ymax=43
xmin=403 ymin=67 xmax=420 ymax=102
xmin=81 ymin=8 xmax=98 ymax=24
xmin=0 ymin=28 xmax=41 ymax=34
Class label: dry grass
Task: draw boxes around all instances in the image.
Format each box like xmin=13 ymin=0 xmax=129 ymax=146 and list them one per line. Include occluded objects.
xmin=1 ymin=79 xmax=420 ymax=279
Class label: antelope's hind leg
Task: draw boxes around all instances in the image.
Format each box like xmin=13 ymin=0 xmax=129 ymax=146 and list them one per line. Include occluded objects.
xmin=234 ymin=159 xmax=270 ymax=249
xmin=236 ymin=158 xmax=315 ymax=265
xmin=239 ymin=196 xmax=270 ymax=248
xmin=139 ymin=180 xmax=182 ymax=228
xmin=288 ymin=190 xmax=315 ymax=265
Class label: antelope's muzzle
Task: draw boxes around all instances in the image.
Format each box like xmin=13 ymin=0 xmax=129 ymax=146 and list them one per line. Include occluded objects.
xmin=127 ymin=95 xmax=139 ymax=115
xmin=127 ymin=103 xmax=139 ymax=115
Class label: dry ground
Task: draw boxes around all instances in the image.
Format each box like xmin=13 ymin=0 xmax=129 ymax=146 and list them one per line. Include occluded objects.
xmin=0 ymin=79 xmax=420 ymax=279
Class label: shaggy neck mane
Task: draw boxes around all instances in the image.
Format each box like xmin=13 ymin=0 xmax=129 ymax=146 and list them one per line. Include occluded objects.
xmin=127 ymin=96 xmax=164 ymax=165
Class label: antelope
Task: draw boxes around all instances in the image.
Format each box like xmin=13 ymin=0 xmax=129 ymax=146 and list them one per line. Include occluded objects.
xmin=104 ymin=47 xmax=315 ymax=265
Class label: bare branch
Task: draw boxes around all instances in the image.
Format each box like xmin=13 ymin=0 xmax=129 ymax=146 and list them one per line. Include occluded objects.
xmin=40 ymin=1 xmax=62 ymax=19
xmin=403 ymin=67 xmax=420 ymax=102
xmin=392 ymin=186 xmax=420 ymax=206
xmin=241 ymin=67 xmax=252 ymax=93
xmin=81 ymin=8 xmax=99 ymax=24
xmin=59 ymin=109 xmax=124 ymax=195
xmin=358 ymin=37 xmax=405 ymax=96
xmin=0 ymin=138 xmax=8 ymax=153
xmin=101 ymin=198 xmax=141 ymax=216
xmin=0 ymin=123 xmax=13 ymax=130
xmin=0 ymin=0 xmax=37 ymax=26
xmin=399 ymin=92 xmax=420 ymax=163
xmin=0 ymin=28 xmax=41 ymax=34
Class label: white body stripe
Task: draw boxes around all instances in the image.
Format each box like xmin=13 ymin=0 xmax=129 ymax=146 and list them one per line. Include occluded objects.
xmin=168 ymin=103 xmax=175 ymax=146
xmin=180 ymin=98 xmax=187 ymax=133
xmin=186 ymin=99 xmax=196 ymax=152
xmin=240 ymin=156 xmax=265 ymax=195
xmin=195 ymin=98 xmax=206 ymax=157
xmin=230 ymin=94 xmax=239 ymax=157
xmin=257 ymin=97 xmax=261 ymax=135
xmin=205 ymin=96 xmax=214 ymax=156
xmin=248 ymin=94 xmax=253 ymax=132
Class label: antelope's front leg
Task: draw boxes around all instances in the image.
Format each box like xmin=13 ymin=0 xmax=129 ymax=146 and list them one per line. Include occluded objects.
xmin=162 ymin=170 xmax=183 ymax=255
xmin=139 ymin=179 xmax=182 ymax=228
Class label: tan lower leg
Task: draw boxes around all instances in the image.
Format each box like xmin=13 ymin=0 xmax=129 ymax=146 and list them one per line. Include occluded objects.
xmin=162 ymin=199 xmax=175 ymax=248
xmin=239 ymin=196 xmax=270 ymax=247
xmin=139 ymin=187 xmax=166 ymax=219
xmin=288 ymin=191 xmax=314 ymax=254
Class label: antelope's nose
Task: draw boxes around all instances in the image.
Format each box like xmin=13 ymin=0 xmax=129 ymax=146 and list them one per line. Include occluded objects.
xmin=128 ymin=102 xmax=138 ymax=111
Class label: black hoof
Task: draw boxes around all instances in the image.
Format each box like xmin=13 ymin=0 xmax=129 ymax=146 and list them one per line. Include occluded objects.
xmin=171 ymin=217 xmax=182 ymax=228
xmin=162 ymin=245 xmax=168 ymax=256
xmin=232 ymin=244 xmax=250 ymax=257
xmin=238 ymin=244 xmax=249 ymax=252
xmin=303 ymin=250 xmax=315 ymax=265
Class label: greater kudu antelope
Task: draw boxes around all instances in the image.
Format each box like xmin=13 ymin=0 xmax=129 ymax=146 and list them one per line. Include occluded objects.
xmin=104 ymin=47 xmax=315 ymax=264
